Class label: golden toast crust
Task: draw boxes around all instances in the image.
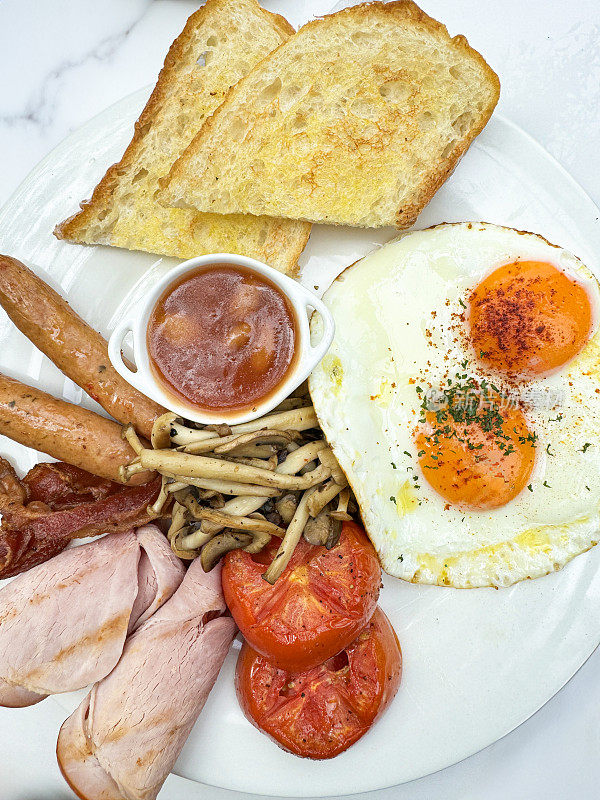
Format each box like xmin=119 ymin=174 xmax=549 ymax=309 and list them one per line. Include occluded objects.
xmin=162 ymin=0 xmax=500 ymax=230
xmin=55 ymin=0 xmax=310 ymax=274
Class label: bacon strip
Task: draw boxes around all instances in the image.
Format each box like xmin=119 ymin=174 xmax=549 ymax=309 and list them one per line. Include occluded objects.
xmin=0 ymin=458 xmax=163 ymax=579
xmin=23 ymin=462 xmax=121 ymax=509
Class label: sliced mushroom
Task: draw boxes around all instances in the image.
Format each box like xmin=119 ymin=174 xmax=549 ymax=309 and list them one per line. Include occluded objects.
xmin=303 ymin=511 xmax=342 ymax=549
xmin=141 ymin=449 xmax=331 ymax=491
xmin=191 ymin=506 xmax=285 ymax=537
xmin=147 ymin=475 xmax=170 ymax=516
xmin=298 ymin=460 xmax=317 ymax=475
xmin=169 ymin=421 xmax=219 ymax=446
xmin=213 ymin=429 xmax=297 ymax=455
xmin=157 ymin=470 xmax=280 ymax=497
xmin=204 ymin=423 xmax=232 ymax=437
xmin=276 ymin=440 xmax=327 ymax=475
xmin=199 ymin=494 xmax=271 ymax=537
xmin=318 ymin=447 xmax=347 ymax=487
xmin=166 ymin=480 xmax=190 ymax=494
xmin=179 ymin=522 xmax=219 ymax=551
xmin=275 ymin=493 xmax=298 ymax=525
xmin=242 ymin=529 xmax=271 ymax=555
xmin=225 ymin=444 xmax=278 ymax=459
xmin=307 ymin=478 xmax=345 ymax=517
xmin=181 ymin=433 xmax=278 ymax=456
xmin=329 ymin=488 xmax=353 ymax=521
xmin=168 ymin=500 xmax=188 ymax=542
xmin=151 ymin=412 xmax=179 ymax=450
xmin=176 ymin=492 xmax=204 ymax=520
xmin=118 ymin=460 xmax=147 ymax=484
xmin=121 ymin=424 xmax=144 ymax=455
xmin=208 ymin=492 xmax=225 ymax=509
xmin=200 ymin=531 xmax=254 ymax=572
xmin=171 ymin=529 xmax=201 ymax=560
xmin=229 ymin=406 xmax=318 ymax=435
xmin=262 ymin=485 xmax=318 ymax=584
xmin=195 ymin=488 xmax=219 ymax=500
xmin=224 ymin=455 xmax=278 ymax=471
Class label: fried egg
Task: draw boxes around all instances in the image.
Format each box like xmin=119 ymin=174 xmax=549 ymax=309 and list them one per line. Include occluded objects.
xmin=309 ymin=222 xmax=600 ymax=588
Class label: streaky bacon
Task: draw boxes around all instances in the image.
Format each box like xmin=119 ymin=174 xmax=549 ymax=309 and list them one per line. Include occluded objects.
xmin=23 ymin=462 xmax=122 ymax=510
xmin=0 ymin=458 xmax=162 ymax=579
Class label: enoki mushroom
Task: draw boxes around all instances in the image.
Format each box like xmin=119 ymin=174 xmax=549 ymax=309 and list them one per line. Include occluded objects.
xmin=120 ymin=387 xmax=356 ymax=581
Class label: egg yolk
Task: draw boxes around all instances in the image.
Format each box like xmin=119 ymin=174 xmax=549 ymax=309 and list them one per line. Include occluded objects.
xmin=468 ymin=260 xmax=592 ymax=377
xmin=416 ymin=392 xmax=535 ymax=510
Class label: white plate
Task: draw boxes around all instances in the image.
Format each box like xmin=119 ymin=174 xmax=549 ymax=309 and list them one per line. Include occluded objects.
xmin=1 ymin=88 xmax=600 ymax=798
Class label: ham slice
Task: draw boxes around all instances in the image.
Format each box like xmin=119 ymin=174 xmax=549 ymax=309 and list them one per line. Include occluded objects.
xmin=0 ymin=526 xmax=184 ymax=707
xmin=57 ymin=560 xmax=236 ymax=800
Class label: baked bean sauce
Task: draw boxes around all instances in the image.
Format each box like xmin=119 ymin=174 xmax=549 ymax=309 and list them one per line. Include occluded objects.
xmin=147 ymin=264 xmax=298 ymax=414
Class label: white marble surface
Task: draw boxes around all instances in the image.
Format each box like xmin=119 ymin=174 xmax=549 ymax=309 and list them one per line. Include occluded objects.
xmin=0 ymin=1 xmax=599 ymax=799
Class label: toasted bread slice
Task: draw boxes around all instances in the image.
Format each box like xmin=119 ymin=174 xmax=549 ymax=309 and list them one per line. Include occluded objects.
xmin=55 ymin=0 xmax=310 ymax=274
xmin=160 ymin=0 xmax=500 ymax=229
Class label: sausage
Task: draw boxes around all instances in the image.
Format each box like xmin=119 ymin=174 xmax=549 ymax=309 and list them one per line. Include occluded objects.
xmin=0 ymin=374 xmax=150 ymax=484
xmin=0 ymin=255 xmax=165 ymax=440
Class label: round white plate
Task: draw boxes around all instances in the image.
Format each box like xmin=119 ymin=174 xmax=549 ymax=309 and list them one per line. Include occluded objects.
xmin=1 ymin=89 xmax=600 ymax=798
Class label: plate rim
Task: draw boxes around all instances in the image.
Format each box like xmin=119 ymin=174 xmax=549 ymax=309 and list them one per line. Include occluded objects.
xmin=2 ymin=91 xmax=600 ymax=797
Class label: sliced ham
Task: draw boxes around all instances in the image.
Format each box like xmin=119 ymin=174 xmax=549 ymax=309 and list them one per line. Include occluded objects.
xmin=0 ymin=526 xmax=184 ymax=707
xmin=57 ymin=560 xmax=237 ymax=800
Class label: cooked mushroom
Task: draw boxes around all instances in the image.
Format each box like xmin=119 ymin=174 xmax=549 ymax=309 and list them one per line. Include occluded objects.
xmin=329 ymin=487 xmax=353 ymax=521
xmin=307 ymin=478 xmax=345 ymax=517
xmin=170 ymin=530 xmax=201 ymax=560
xmin=303 ymin=511 xmax=342 ymax=549
xmin=189 ymin=506 xmax=285 ymax=537
xmin=198 ymin=494 xmax=271 ymax=537
xmin=118 ymin=460 xmax=147 ymax=484
xmin=180 ymin=431 xmax=279 ymax=456
xmin=208 ymin=492 xmax=225 ymax=509
xmin=125 ymin=390 xmax=355 ymax=577
xmin=200 ymin=531 xmax=254 ymax=572
xmin=159 ymin=472 xmax=281 ymax=497
xmin=277 ymin=440 xmax=326 ymax=475
xmin=318 ymin=447 xmax=347 ymax=487
xmin=167 ymin=500 xmax=188 ymax=542
xmin=224 ymin=455 xmax=278 ymax=471
xmin=169 ymin=422 xmax=219 ymax=446
xmin=213 ymin=429 xmax=298 ymax=455
xmin=275 ymin=493 xmax=298 ymax=525
xmin=204 ymin=423 xmax=232 ymax=437
xmin=165 ymin=480 xmax=190 ymax=494
xmin=176 ymin=491 xmax=204 ymax=519
xmin=244 ymin=529 xmax=272 ymax=554
xmin=121 ymin=424 xmax=144 ymax=455
xmin=228 ymin=406 xmax=318 ymax=435
xmin=178 ymin=522 xmax=220 ymax=551
xmin=151 ymin=412 xmax=178 ymax=450
xmin=262 ymin=485 xmax=318 ymax=584
xmin=141 ymin=449 xmax=331 ymax=491
xmin=147 ymin=475 xmax=170 ymax=516
xmin=195 ymin=488 xmax=219 ymax=500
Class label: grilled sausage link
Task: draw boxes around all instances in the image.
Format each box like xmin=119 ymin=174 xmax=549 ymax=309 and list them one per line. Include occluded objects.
xmin=0 ymin=255 xmax=164 ymax=440
xmin=0 ymin=374 xmax=150 ymax=484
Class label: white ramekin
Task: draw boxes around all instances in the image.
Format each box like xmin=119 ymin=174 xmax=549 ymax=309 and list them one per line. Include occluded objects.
xmin=107 ymin=253 xmax=335 ymax=425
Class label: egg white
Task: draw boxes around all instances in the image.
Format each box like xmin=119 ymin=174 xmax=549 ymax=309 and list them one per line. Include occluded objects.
xmin=309 ymin=222 xmax=600 ymax=588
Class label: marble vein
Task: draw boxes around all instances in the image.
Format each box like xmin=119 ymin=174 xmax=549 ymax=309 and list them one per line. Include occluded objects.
xmin=0 ymin=10 xmax=148 ymax=131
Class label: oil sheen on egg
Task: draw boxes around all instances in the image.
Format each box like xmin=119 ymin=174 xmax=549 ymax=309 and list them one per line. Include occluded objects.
xmin=309 ymin=223 xmax=600 ymax=588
